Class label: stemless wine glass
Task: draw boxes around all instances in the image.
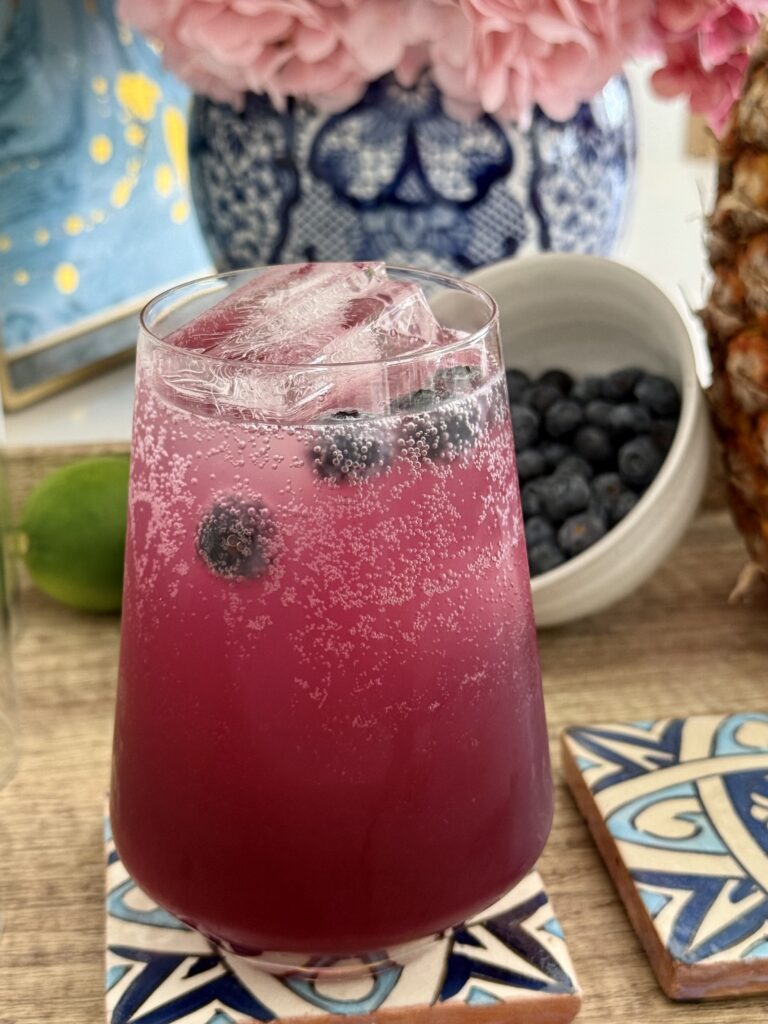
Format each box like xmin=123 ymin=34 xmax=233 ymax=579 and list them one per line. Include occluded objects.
xmin=110 ymin=263 xmax=552 ymax=976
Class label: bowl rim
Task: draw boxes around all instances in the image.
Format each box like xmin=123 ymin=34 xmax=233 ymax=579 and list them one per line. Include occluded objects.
xmin=466 ymin=253 xmax=703 ymax=592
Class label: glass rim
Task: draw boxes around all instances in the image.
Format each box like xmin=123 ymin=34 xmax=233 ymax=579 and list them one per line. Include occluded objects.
xmin=139 ymin=262 xmax=499 ymax=371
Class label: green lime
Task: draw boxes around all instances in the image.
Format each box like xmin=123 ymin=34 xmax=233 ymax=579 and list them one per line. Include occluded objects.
xmin=19 ymin=456 xmax=130 ymax=613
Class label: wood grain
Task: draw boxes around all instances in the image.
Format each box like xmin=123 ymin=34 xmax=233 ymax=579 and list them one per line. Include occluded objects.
xmin=1 ymin=444 xmax=767 ymax=1023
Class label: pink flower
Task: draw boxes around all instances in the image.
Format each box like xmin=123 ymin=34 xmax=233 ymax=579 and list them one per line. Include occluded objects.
xmin=432 ymin=0 xmax=655 ymax=124
xmin=649 ymin=1 xmax=768 ymax=134
xmin=652 ymin=41 xmax=749 ymax=134
xmin=118 ymin=0 xmax=768 ymax=129
xmin=118 ymin=0 xmax=371 ymax=111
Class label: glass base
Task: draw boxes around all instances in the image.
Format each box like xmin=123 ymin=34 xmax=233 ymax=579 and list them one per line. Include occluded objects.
xmin=219 ymin=931 xmax=443 ymax=979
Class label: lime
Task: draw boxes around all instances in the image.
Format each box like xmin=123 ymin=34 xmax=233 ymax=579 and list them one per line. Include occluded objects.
xmin=19 ymin=456 xmax=130 ymax=613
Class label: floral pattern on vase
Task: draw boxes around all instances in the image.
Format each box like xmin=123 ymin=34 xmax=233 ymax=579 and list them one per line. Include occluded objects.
xmin=189 ymin=73 xmax=634 ymax=274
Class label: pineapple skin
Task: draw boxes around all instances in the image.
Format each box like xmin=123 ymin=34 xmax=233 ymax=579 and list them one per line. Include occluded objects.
xmin=704 ymin=28 xmax=768 ymax=575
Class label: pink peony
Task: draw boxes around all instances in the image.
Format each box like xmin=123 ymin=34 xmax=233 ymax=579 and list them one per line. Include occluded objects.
xmin=118 ymin=0 xmax=768 ymax=131
xmin=649 ymin=1 xmax=768 ymax=133
xmin=438 ymin=0 xmax=655 ymax=124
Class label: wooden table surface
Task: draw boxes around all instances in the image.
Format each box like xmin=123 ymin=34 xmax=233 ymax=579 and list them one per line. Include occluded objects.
xmin=1 ymin=444 xmax=767 ymax=1024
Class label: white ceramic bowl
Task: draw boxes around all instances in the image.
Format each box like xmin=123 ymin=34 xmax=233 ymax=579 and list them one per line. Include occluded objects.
xmin=467 ymin=254 xmax=710 ymax=628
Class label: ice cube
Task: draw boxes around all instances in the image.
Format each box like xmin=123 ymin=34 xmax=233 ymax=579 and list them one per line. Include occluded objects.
xmin=166 ymin=262 xmax=387 ymax=361
xmin=158 ymin=262 xmax=471 ymax=421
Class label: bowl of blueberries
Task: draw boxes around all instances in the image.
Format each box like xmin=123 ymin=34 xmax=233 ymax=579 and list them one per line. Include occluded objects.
xmin=467 ymin=253 xmax=710 ymax=627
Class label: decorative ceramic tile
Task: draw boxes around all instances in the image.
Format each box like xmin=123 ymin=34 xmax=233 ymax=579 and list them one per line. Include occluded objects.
xmin=104 ymin=818 xmax=581 ymax=1024
xmin=562 ymin=713 xmax=768 ymax=1000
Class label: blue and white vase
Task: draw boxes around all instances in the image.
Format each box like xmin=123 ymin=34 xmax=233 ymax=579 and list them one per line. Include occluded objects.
xmin=188 ymin=73 xmax=634 ymax=274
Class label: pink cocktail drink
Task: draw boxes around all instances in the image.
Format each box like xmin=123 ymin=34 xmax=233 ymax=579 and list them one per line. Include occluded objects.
xmin=111 ymin=264 xmax=552 ymax=964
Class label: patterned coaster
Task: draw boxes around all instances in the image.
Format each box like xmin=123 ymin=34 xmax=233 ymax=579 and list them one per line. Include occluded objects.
xmin=562 ymin=713 xmax=768 ymax=1001
xmin=104 ymin=818 xmax=581 ymax=1024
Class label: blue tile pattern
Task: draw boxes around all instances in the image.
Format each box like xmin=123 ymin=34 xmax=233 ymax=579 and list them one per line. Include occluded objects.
xmin=189 ymin=73 xmax=634 ymax=276
xmin=105 ymin=820 xmax=580 ymax=1022
xmin=564 ymin=714 xmax=768 ymax=973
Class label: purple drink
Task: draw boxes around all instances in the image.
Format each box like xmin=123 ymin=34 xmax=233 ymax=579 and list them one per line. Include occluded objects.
xmin=111 ymin=263 xmax=552 ymax=967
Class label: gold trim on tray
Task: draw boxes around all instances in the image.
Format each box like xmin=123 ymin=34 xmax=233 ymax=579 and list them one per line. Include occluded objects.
xmin=0 ymin=271 xmax=203 ymax=411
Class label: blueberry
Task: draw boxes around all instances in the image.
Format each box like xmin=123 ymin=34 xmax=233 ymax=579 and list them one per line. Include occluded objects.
xmin=591 ymin=472 xmax=623 ymax=508
xmin=429 ymin=405 xmax=480 ymax=458
xmin=545 ymin=399 xmax=584 ymax=439
xmin=330 ymin=409 xmax=362 ymax=420
xmin=537 ymin=369 xmax=573 ymax=394
xmin=601 ymin=367 xmax=644 ymax=401
xmin=505 ymin=368 xmax=530 ymax=403
xmin=554 ymin=454 xmax=593 ymax=480
xmin=585 ymin=400 xmax=614 ymax=431
xmin=516 ymin=447 xmax=547 ymax=482
xmin=573 ymin=425 xmax=614 ymax=468
xmin=523 ymin=383 xmax=562 ymax=415
xmin=538 ymin=441 xmax=570 ymax=471
xmin=571 ymin=375 xmax=602 ymax=404
xmin=608 ymin=403 xmax=652 ymax=438
xmin=541 ymin=473 xmax=591 ymax=522
xmin=557 ymin=513 xmax=607 ymax=557
xmin=528 ymin=540 xmax=566 ymax=577
xmin=651 ymin=419 xmax=677 ymax=453
xmin=196 ymin=498 xmax=276 ymax=580
xmin=612 ymin=489 xmax=639 ymax=524
xmin=618 ymin=436 xmax=664 ymax=489
xmin=433 ymin=364 xmax=481 ymax=397
xmin=391 ymin=388 xmax=437 ymax=413
xmin=401 ymin=405 xmax=479 ymax=462
xmin=312 ymin=413 xmax=389 ymax=481
xmin=525 ymin=515 xmax=554 ymax=548
xmin=634 ymin=374 xmax=681 ymax=418
xmin=509 ymin=404 xmax=540 ymax=451
xmin=521 ymin=479 xmax=547 ymax=518
xmin=590 ymin=472 xmax=623 ymax=521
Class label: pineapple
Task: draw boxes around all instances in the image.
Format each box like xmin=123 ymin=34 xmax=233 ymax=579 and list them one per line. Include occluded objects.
xmin=704 ymin=25 xmax=768 ymax=589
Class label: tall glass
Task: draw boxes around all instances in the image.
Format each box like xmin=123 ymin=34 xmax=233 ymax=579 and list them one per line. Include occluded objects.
xmin=110 ymin=264 xmax=552 ymax=974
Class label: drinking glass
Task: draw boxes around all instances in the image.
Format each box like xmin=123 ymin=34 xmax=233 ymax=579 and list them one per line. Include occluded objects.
xmin=110 ymin=264 xmax=552 ymax=976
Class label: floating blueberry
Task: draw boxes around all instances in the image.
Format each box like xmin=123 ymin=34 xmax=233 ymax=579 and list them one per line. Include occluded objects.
xmin=428 ymin=405 xmax=480 ymax=459
xmin=571 ymin=375 xmax=602 ymax=404
xmin=312 ymin=412 xmax=389 ymax=481
xmin=558 ymin=513 xmax=607 ymax=557
xmin=505 ymin=368 xmax=530 ymax=403
xmin=516 ymin=448 xmax=547 ymax=482
xmin=528 ymin=540 xmax=566 ymax=576
xmin=539 ymin=441 xmax=570 ymax=471
xmin=608 ymin=403 xmax=652 ymax=438
xmin=433 ymin=364 xmax=481 ymax=397
xmin=510 ymin=404 xmax=540 ymax=451
xmin=555 ymin=454 xmax=593 ymax=480
xmin=618 ymin=435 xmax=664 ymax=489
xmin=541 ymin=473 xmax=591 ymax=522
xmin=537 ymin=369 xmax=573 ymax=394
xmin=634 ymin=374 xmax=681 ymax=418
xmin=391 ymin=388 xmax=437 ymax=413
xmin=545 ymin=399 xmax=584 ymax=439
xmin=524 ymin=383 xmax=562 ymax=415
xmin=601 ymin=367 xmax=644 ymax=401
xmin=196 ymin=498 xmax=276 ymax=580
xmin=573 ymin=425 xmax=614 ymax=468
xmin=525 ymin=515 xmax=554 ymax=548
